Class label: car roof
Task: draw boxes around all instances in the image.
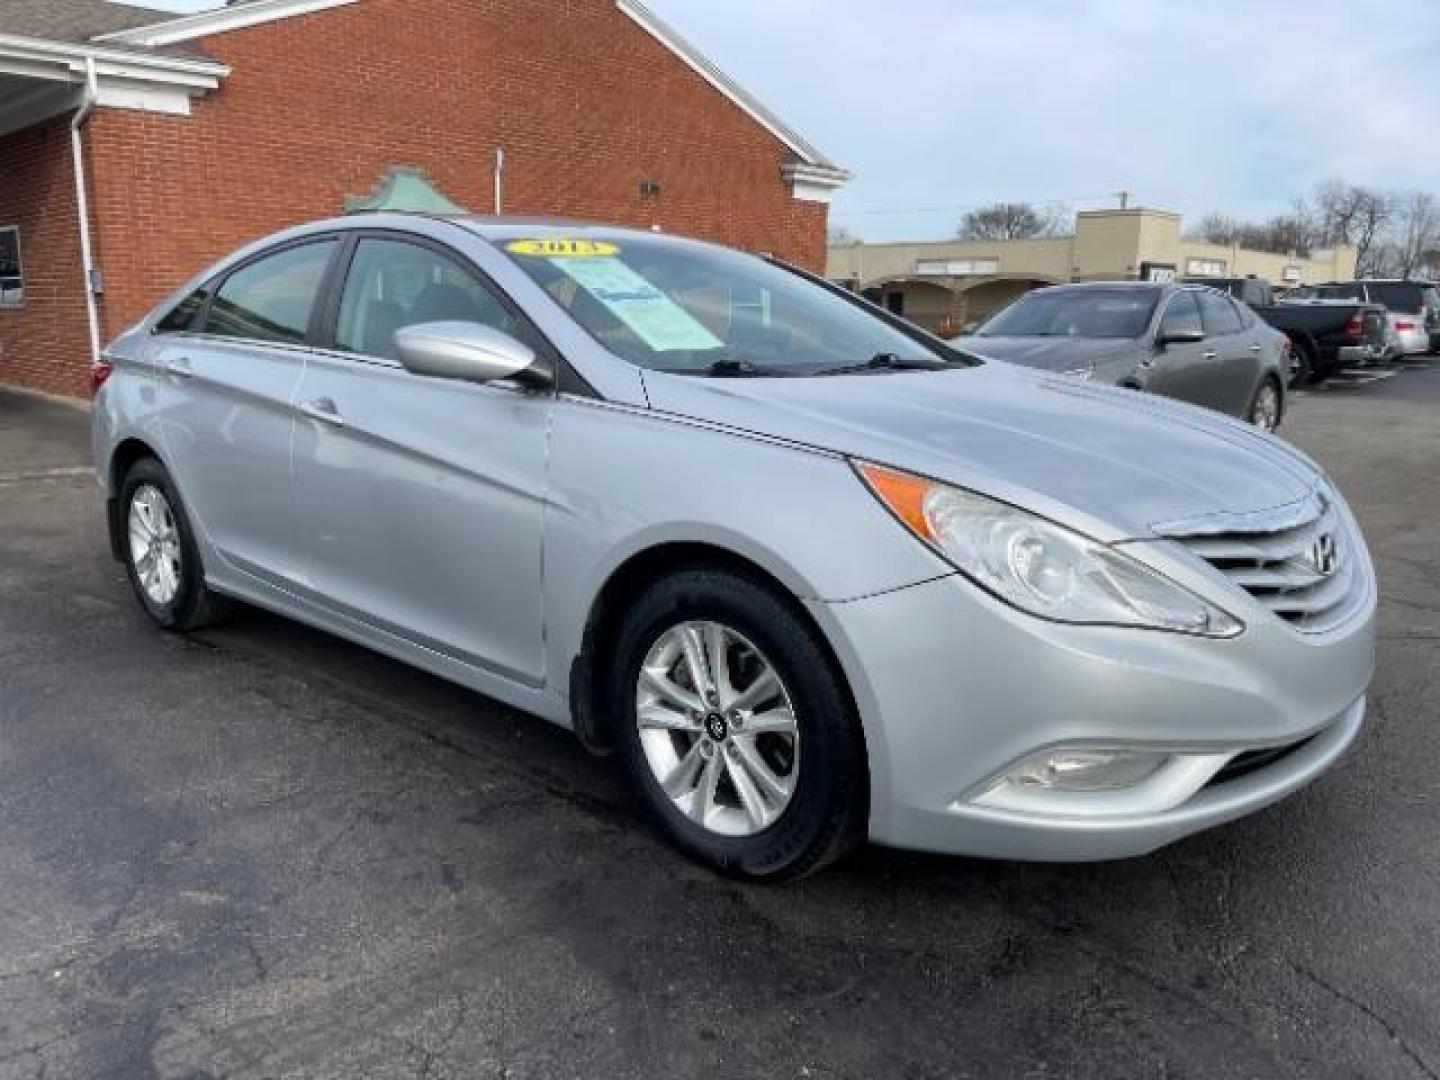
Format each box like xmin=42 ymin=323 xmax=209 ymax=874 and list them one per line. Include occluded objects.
xmin=1034 ymin=280 xmax=1165 ymax=292
xmin=278 ymin=211 xmax=747 ymax=258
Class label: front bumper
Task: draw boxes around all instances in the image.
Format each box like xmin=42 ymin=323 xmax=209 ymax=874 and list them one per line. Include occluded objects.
xmin=809 ymin=564 xmax=1375 ymax=862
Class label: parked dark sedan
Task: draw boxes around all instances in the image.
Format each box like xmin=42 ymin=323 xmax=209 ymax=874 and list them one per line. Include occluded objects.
xmin=958 ymin=282 xmax=1291 ymax=431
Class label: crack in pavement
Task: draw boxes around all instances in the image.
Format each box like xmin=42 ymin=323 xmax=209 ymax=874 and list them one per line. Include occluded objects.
xmin=1282 ymin=958 xmax=1438 ymax=1079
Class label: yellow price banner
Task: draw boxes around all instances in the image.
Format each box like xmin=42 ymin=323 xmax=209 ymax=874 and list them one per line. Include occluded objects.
xmin=506 ymin=239 xmax=620 ymax=258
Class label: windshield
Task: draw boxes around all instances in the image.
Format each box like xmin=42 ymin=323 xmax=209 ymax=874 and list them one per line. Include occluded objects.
xmin=978 ymin=288 xmax=1160 ymax=339
xmin=1367 ymin=283 xmax=1426 ymax=313
xmin=499 ymin=234 xmax=959 ymax=375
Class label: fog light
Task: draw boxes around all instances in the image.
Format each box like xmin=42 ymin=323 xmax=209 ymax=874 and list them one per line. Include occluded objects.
xmin=1003 ymin=749 xmax=1170 ymax=792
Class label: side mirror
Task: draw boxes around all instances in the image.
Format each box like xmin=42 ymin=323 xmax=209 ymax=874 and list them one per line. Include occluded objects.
xmin=394 ymin=321 xmax=551 ymax=387
xmin=1156 ymin=327 xmax=1206 ymax=348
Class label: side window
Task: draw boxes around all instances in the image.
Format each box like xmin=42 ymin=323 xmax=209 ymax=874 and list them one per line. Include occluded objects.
xmin=1198 ymin=291 xmax=1243 ymax=335
xmin=155 ymin=288 xmax=209 ymax=333
xmin=202 ymin=240 xmax=338 ymax=344
xmin=1158 ymin=291 xmax=1202 ymax=337
xmin=335 ymin=238 xmax=522 ymax=361
xmin=1231 ymin=297 xmax=1255 ymax=329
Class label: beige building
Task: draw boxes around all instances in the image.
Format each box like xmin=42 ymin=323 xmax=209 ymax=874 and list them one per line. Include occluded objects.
xmin=827 ymin=209 xmax=1357 ymax=336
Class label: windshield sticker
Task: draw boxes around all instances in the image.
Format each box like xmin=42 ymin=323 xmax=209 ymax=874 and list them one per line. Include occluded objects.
xmin=550 ymin=256 xmax=724 ymax=353
xmin=507 ymin=239 xmax=620 ymax=258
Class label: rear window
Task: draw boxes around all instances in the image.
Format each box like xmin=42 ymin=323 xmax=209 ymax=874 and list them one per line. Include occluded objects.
xmin=1197 ymin=291 xmax=1244 ymax=334
xmin=202 ymin=240 xmax=337 ymax=344
xmin=155 ymin=288 xmax=208 ymax=333
xmin=1367 ymin=283 xmax=1425 ymax=313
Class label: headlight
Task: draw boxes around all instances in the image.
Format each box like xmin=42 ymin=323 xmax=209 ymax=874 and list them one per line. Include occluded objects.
xmin=856 ymin=463 xmax=1243 ymax=637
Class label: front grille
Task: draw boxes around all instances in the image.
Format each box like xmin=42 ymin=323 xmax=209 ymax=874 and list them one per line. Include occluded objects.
xmin=1162 ymin=490 xmax=1364 ymax=634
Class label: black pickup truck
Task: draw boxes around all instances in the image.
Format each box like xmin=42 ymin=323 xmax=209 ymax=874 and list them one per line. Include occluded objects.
xmin=1181 ymin=277 xmax=1386 ymax=385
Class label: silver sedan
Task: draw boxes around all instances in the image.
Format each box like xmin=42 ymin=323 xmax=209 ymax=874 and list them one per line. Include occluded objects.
xmin=93 ymin=215 xmax=1376 ymax=880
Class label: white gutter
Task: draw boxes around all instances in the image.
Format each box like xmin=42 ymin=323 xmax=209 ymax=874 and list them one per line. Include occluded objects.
xmin=70 ymin=55 xmax=102 ymax=369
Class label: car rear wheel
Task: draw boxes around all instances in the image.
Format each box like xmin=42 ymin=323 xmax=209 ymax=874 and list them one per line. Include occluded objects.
xmin=1247 ymin=378 xmax=1283 ymax=433
xmin=120 ymin=457 xmax=230 ymax=632
xmin=1286 ymin=341 xmax=1313 ymax=389
xmin=610 ymin=567 xmax=867 ymax=881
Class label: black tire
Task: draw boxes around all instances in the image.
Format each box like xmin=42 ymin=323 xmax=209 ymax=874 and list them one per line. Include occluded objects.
xmin=119 ymin=457 xmax=230 ymax=632
xmin=1288 ymin=340 xmax=1315 ymax=389
xmin=609 ymin=567 xmax=868 ymax=881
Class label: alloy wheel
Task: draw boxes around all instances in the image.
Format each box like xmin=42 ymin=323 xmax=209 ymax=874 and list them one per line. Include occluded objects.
xmin=1251 ymin=383 xmax=1281 ymax=432
xmin=635 ymin=620 xmax=800 ymax=837
xmin=128 ymin=483 xmax=183 ymax=606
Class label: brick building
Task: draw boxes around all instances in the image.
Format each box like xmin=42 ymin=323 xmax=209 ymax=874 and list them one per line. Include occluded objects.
xmin=0 ymin=0 xmax=848 ymax=396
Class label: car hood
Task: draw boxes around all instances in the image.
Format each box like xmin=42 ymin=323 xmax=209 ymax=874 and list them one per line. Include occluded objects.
xmin=641 ymin=362 xmax=1321 ymax=542
xmin=963 ymin=336 xmax=1141 ymax=371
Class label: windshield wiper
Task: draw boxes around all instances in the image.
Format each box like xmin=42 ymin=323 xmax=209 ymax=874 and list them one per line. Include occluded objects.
xmin=661 ymin=359 xmax=784 ymax=378
xmin=818 ymin=352 xmax=953 ymax=376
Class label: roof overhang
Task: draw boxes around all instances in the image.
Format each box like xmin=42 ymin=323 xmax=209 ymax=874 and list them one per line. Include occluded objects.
xmin=95 ymin=0 xmax=363 ymax=49
xmin=0 ymin=34 xmax=227 ymax=136
xmin=783 ymin=162 xmax=852 ymax=205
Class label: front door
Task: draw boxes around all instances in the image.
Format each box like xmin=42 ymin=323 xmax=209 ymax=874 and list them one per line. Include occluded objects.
xmin=151 ymin=238 xmax=340 ymax=587
xmin=290 ymin=234 xmax=552 ymax=686
xmin=1147 ymin=290 xmax=1215 ymax=406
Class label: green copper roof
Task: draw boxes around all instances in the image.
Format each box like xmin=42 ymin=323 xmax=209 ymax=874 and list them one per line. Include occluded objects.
xmin=344 ymin=167 xmax=469 ymax=215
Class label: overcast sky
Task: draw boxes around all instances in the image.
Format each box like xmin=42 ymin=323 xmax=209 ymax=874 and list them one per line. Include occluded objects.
xmin=145 ymin=0 xmax=1440 ymax=241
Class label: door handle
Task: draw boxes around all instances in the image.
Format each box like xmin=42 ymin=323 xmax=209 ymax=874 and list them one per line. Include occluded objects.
xmin=1250 ymin=344 xmax=1262 ymax=352
xmin=300 ymin=397 xmax=345 ymax=427
xmin=1203 ymin=351 xmax=1218 ymax=360
xmin=164 ymin=356 xmax=193 ymax=378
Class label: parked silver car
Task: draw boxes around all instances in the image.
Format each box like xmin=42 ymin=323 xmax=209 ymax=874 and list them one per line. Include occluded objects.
xmin=960 ymin=282 xmax=1291 ymax=431
xmin=1291 ymin=280 xmax=1440 ymax=356
xmin=93 ymin=215 xmax=1376 ymax=879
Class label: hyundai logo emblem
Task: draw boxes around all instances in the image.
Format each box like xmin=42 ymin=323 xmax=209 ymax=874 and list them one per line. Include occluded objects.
xmin=1309 ymin=533 xmax=1339 ymax=577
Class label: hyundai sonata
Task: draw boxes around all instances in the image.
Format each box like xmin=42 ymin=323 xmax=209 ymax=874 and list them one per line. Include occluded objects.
xmin=93 ymin=215 xmax=1376 ymax=880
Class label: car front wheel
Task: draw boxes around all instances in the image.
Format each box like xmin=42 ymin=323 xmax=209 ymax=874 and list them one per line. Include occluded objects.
xmin=1248 ymin=378 xmax=1283 ymax=432
xmin=610 ymin=567 xmax=868 ymax=881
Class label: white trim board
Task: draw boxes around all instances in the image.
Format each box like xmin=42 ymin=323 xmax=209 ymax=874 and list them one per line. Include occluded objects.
xmin=95 ymin=0 xmax=362 ymax=48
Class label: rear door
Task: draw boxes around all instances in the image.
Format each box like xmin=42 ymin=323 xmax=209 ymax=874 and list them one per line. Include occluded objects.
xmin=151 ymin=237 xmax=340 ymax=587
xmin=1196 ymin=290 xmax=1256 ymax=415
xmin=290 ymin=232 xmax=554 ymax=686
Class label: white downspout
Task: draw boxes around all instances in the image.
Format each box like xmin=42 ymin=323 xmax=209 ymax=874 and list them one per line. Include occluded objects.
xmin=493 ymin=146 xmax=504 ymax=216
xmin=70 ymin=55 xmax=102 ymax=368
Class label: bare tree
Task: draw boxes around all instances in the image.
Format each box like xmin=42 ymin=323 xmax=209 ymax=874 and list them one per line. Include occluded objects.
xmin=957 ymin=202 xmax=1063 ymax=241
xmin=1189 ymin=213 xmax=1246 ymax=246
xmin=827 ymin=223 xmax=859 ymax=246
xmin=1312 ymin=180 xmax=1391 ymax=275
xmin=1386 ymin=191 xmax=1440 ymax=279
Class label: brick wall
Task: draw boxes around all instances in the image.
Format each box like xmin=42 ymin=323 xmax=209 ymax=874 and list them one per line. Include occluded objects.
xmin=78 ymin=0 xmax=829 ymax=376
xmin=0 ymin=119 xmax=94 ymax=397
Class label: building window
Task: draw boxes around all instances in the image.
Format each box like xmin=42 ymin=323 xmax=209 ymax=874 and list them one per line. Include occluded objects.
xmin=885 ymin=292 xmax=905 ymax=316
xmin=0 ymin=227 xmax=23 ymax=308
xmin=916 ymin=258 xmax=1000 ymax=277
xmin=1185 ymin=257 xmax=1227 ymax=277
xmin=1282 ymin=265 xmax=1303 ymax=283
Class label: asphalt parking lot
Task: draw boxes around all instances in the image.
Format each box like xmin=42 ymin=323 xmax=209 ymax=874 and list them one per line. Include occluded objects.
xmin=1 ymin=363 xmax=1437 ymax=1080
